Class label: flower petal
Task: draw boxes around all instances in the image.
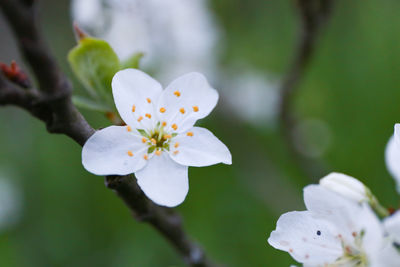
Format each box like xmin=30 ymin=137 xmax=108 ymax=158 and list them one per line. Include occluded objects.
xmin=385 ymin=133 xmax=400 ymax=192
xmin=384 ymin=211 xmax=400 ymax=243
xmin=135 ymin=153 xmax=188 ymax=207
xmin=112 ymin=69 xmax=162 ymax=130
xmin=268 ymin=211 xmax=342 ymax=265
xmin=169 ymin=127 xmax=231 ymax=167
xmin=156 ymin=72 xmax=218 ymax=133
xmin=82 ymin=126 xmax=148 ymax=175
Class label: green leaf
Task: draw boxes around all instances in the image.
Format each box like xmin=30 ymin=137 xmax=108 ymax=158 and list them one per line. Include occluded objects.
xmin=137 ymin=129 xmax=150 ymax=138
xmin=68 ymin=37 xmax=120 ymax=105
xmin=120 ymin=52 xmax=144 ymax=69
xmin=72 ymin=96 xmax=112 ymax=112
xmin=147 ymin=146 xmax=155 ymax=154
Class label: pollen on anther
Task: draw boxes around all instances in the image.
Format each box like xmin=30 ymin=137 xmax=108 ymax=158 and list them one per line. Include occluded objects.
xmin=186 ymin=132 xmax=194 ymax=137
xmin=173 ymin=150 xmax=179 ymax=155
xmin=142 ymin=137 xmax=147 ymax=143
xmin=174 ymin=90 xmax=181 ymax=97
xmin=193 ymin=106 xmax=199 ymax=112
xmin=160 ymin=107 xmax=166 ymax=113
xmin=172 ymin=124 xmax=178 ymax=130
xmin=126 ymin=126 xmax=132 ymax=132
xmin=162 ymin=121 xmax=167 ymax=127
xmin=137 ymin=116 xmax=143 ymax=122
xmin=146 ymin=98 xmax=151 ymax=103
xmin=127 ymin=151 xmax=133 ymax=157
xmin=145 ymin=113 xmax=152 ymax=119
xmin=143 ymin=155 xmax=148 ymax=160
xmin=174 ymin=142 xmax=179 ymax=148
xmin=132 ymin=105 xmax=136 ymax=112
xmin=155 ymin=150 xmax=162 ymax=156
xmin=179 ymin=108 xmax=185 ymax=114
xmin=163 ymin=134 xmax=172 ymax=139
xmin=151 ymin=138 xmax=157 ymax=144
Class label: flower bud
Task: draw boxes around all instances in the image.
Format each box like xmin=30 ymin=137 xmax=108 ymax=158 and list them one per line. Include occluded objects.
xmin=319 ymin=172 xmax=368 ymax=203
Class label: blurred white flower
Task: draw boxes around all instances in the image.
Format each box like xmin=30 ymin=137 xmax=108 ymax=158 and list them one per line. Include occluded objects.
xmin=385 ymin=124 xmax=400 ymax=192
xmin=82 ymin=69 xmax=231 ymax=207
xmin=221 ymin=69 xmax=279 ymax=127
xmin=268 ymin=184 xmax=400 ymax=267
xmin=71 ymin=0 xmax=218 ymax=83
xmin=0 ymin=176 xmax=21 ymax=231
xmin=319 ymin=172 xmax=368 ymax=203
xmin=384 ymin=211 xmax=400 ymax=244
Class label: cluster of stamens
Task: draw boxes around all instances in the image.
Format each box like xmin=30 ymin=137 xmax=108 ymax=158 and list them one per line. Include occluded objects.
xmin=125 ymin=89 xmax=197 ymax=159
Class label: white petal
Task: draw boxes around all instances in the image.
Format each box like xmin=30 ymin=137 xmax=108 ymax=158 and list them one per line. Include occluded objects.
xmin=384 ymin=211 xmax=400 ymax=243
xmin=385 ymin=134 xmax=400 ymax=192
xmin=112 ymin=69 xmax=162 ymax=130
xmin=304 ymin=185 xmax=383 ymax=246
xmin=370 ymin=240 xmax=400 ymax=267
xmin=156 ymin=72 xmax=218 ymax=133
xmin=319 ymin=172 xmax=367 ymax=203
xmin=82 ymin=126 xmax=148 ymax=176
xmin=169 ymin=127 xmax=231 ymax=167
xmin=268 ymin=211 xmax=342 ymax=265
xmin=135 ymin=153 xmax=188 ymax=207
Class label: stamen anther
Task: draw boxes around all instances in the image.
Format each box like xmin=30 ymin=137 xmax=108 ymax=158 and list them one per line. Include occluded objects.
xmin=132 ymin=105 xmax=136 ymax=112
xmin=137 ymin=116 xmax=143 ymax=122
xmin=172 ymin=124 xmax=178 ymax=130
xmin=143 ymin=155 xmax=148 ymax=160
xmin=193 ymin=106 xmax=199 ymax=112
xmin=162 ymin=121 xmax=167 ymax=127
xmin=127 ymin=151 xmax=133 ymax=157
xmin=155 ymin=150 xmax=162 ymax=156
xmin=160 ymin=107 xmax=166 ymax=113
xmin=126 ymin=126 xmax=132 ymax=132
xmin=186 ymin=132 xmax=194 ymax=137
xmin=146 ymin=98 xmax=151 ymax=103
xmin=179 ymin=108 xmax=185 ymax=114
xmin=163 ymin=134 xmax=172 ymax=139
xmin=145 ymin=113 xmax=152 ymax=119
xmin=142 ymin=137 xmax=147 ymax=143
xmin=174 ymin=91 xmax=181 ymax=97
xmin=174 ymin=142 xmax=179 ymax=148
xmin=173 ymin=150 xmax=179 ymax=155
xmin=151 ymin=138 xmax=157 ymax=144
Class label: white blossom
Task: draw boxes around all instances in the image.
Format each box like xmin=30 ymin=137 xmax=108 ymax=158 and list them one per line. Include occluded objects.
xmin=82 ymin=69 xmax=231 ymax=207
xmin=268 ymin=184 xmax=400 ymax=267
xmin=385 ymin=124 xmax=400 ymax=192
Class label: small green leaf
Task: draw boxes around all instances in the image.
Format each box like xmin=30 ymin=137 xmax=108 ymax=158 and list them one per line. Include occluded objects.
xmin=120 ymin=52 xmax=144 ymax=69
xmin=68 ymin=37 xmax=120 ymax=106
xmin=137 ymin=129 xmax=150 ymax=138
xmin=72 ymin=96 xmax=111 ymax=112
xmin=147 ymin=146 xmax=155 ymax=154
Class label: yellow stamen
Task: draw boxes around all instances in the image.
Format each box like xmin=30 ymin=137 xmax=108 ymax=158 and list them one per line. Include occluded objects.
xmin=146 ymin=98 xmax=151 ymax=103
xmin=151 ymin=138 xmax=157 ymax=144
xmin=126 ymin=126 xmax=132 ymax=132
xmin=155 ymin=150 xmax=162 ymax=156
xmin=179 ymin=108 xmax=185 ymax=114
xmin=137 ymin=116 xmax=143 ymax=122
xmin=132 ymin=105 xmax=136 ymax=112
xmin=127 ymin=151 xmax=133 ymax=157
xmin=174 ymin=90 xmax=181 ymax=97
xmin=173 ymin=150 xmax=179 ymax=155
xmin=142 ymin=137 xmax=147 ymax=143
xmin=174 ymin=142 xmax=179 ymax=148
xmin=193 ymin=106 xmax=199 ymax=112
xmin=163 ymin=134 xmax=172 ymax=139
xmin=145 ymin=113 xmax=152 ymax=119
xmin=162 ymin=121 xmax=167 ymax=127
xmin=186 ymin=132 xmax=194 ymax=137
xmin=172 ymin=124 xmax=178 ymax=131
xmin=160 ymin=107 xmax=166 ymax=113
xmin=143 ymin=155 xmax=148 ymax=160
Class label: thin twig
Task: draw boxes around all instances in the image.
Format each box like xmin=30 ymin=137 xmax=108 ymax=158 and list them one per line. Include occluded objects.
xmin=0 ymin=1 xmax=216 ymax=266
xmin=278 ymin=0 xmax=334 ymax=180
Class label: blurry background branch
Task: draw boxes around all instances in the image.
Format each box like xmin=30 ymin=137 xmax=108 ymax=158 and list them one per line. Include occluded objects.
xmin=278 ymin=0 xmax=334 ymax=180
xmin=0 ymin=0 xmax=216 ymax=266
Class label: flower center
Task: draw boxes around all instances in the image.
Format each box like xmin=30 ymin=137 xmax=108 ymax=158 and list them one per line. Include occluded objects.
xmin=137 ymin=122 xmax=177 ymax=155
xmin=329 ymin=231 xmax=368 ymax=267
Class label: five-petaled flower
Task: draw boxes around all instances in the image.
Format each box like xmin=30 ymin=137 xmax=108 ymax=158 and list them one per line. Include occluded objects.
xmin=268 ymin=183 xmax=400 ymax=267
xmin=82 ymin=69 xmax=231 ymax=207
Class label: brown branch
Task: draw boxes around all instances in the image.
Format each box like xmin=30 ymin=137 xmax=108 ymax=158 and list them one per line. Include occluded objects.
xmin=0 ymin=1 xmax=216 ymax=266
xmin=278 ymin=0 xmax=334 ymax=179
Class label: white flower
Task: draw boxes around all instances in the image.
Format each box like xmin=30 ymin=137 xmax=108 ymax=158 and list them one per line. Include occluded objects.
xmin=385 ymin=124 xmax=400 ymax=192
xmin=268 ymin=185 xmax=400 ymax=267
xmin=82 ymin=69 xmax=231 ymax=207
xmin=319 ymin=172 xmax=368 ymax=203
xmin=71 ymin=0 xmax=218 ymax=83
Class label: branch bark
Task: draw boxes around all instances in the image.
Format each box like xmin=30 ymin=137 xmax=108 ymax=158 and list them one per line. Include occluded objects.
xmin=0 ymin=1 xmax=216 ymax=266
xmin=278 ymin=0 xmax=334 ymax=179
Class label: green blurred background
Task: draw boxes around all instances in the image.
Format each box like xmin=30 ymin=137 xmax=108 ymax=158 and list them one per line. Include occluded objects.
xmin=1 ymin=0 xmax=400 ymax=266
